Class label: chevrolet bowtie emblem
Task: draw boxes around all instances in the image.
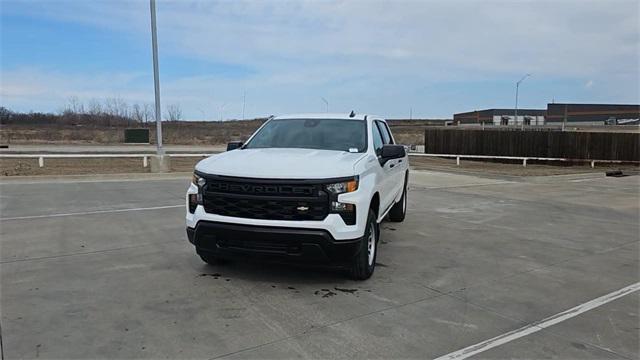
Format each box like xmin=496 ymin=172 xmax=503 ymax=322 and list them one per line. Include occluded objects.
xmin=297 ymin=206 xmax=309 ymax=211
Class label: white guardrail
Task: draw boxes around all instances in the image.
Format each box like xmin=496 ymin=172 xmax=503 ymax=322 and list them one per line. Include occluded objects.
xmin=1 ymin=152 xmax=637 ymax=168
xmin=408 ymin=153 xmax=638 ymax=168
xmin=0 ymin=153 xmax=214 ymax=168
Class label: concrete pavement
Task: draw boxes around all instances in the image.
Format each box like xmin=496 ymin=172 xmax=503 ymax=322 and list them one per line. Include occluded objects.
xmin=0 ymin=170 xmax=638 ymax=359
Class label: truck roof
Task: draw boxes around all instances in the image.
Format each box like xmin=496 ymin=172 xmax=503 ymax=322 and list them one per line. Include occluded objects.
xmin=273 ymin=113 xmax=381 ymax=121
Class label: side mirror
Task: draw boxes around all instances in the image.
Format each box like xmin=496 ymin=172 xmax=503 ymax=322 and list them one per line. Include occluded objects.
xmin=381 ymin=144 xmax=406 ymax=161
xmin=226 ymin=141 xmax=244 ymax=151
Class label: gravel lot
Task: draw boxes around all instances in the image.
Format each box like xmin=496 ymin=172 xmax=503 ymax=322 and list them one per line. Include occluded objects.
xmin=0 ymin=170 xmax=638 ymax=359
xmin=0 ymin=156 xmax=206 ymax=176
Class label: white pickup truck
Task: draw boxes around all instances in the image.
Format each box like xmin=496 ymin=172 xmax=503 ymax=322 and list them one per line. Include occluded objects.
xmin=186 ymin=113 xmax=409 ymax=279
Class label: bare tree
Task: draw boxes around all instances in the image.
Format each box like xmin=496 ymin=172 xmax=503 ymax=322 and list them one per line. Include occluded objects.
xmin=0 ymin=107 xmax=12 ymax=122
xmin=165 ymin=104 xmax=182 ymax=121
xmin=87 ymin=99 xmax=103 ymax=115
xmin=131 ymin=103 xmax=145 ymax=123
xmin=104 ymin=97 xmax=128 ymax=118
xmin=118 ymin=99 xmax=129 ymax=119
xmin=67 ymin=96 xmax=84 ymax=114
xmin=143 ymin=103 xmax=152 ymax=123
xmin=104 ymin=97 xmax=118 ymax=117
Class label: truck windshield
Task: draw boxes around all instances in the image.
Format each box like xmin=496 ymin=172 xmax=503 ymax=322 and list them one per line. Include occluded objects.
xmin=244 ymin=119 xmax=367 ymax=152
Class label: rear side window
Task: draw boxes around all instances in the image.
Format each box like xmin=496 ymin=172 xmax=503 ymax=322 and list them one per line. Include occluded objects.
xmin=375 ymin=121 xmax=393 ymax=144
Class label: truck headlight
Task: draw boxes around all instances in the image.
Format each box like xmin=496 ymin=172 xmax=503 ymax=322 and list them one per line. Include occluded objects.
xmin=189 ymin=173 xmax=205 ymax=214
xmin=331 ymin=201 xmax=356 ymax=225
xmin=331 ymin=201 xmax=354 ymax=211
xmin=325 ymin=178 xmax=358 ymax=194
xmin=192 ymin=173 xmax=206 ymax=187
xmin=325 ymin=177 xmax=358 ymax=225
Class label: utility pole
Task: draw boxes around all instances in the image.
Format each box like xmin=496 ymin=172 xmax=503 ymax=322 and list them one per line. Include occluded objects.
xmin=150 ymin=0 xmax=163 ymax=155
xmin=410 ymin=107 xmax=413 ymax=120
xmin=219 ymin=103 xmax=227 ymax=121
xmin=321 ymin=97 xmax=329 ymax=113
xmin=515 ymin=73 xmax=531 ymax=131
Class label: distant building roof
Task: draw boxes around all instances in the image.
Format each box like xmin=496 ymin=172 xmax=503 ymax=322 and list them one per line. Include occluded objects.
xmin=455 ymin=109 xmax=546 ymax=116
xmin=453 ymin=108 xmax=546 ymax=123
xmin=546 ymin=103 xmax=639 ymax=123
xmin=454 ymin=103 xmax=640 ymax=124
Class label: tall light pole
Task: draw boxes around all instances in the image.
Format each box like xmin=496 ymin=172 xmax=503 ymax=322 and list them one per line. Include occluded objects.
xmin=219 ymin=103 xmax=227 ymax=121
xmin=515 ymin=73 xmax=531 ymax=131
xmin=321 ymin=97 xmax=329 ymax=113
xmin=150 ymin=0 xmax=163 ymax=155
xmin=242 ymin=91 xmax=246 ymax=120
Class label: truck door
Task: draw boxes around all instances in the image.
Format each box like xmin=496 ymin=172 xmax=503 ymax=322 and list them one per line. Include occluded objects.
xmin=372 ymin=121 xmax=394 ymax=215
xmin=375 ymin=120 xmax=405 ymax=202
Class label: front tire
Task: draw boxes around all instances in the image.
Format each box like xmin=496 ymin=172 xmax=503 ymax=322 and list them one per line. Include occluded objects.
xmin=349 ymin=209 xmax=378 ymax=280
xmin=388 ymin=175 xmax=408 ymax=222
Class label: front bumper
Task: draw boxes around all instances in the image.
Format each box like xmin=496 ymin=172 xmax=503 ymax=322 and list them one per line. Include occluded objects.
xmin=186 ymin=181 xmax=368 ymax=241
xmin=187 ymin=221 xmax=362 ymax=265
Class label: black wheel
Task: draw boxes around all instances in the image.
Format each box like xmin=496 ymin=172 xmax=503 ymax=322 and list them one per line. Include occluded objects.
xmin=349 ymin=209 xmax=378 ymax=280
xmin=198 ymin=251 xmax=228 ymax=265
xmin=388 ymin=174 xmax=408 ymax=222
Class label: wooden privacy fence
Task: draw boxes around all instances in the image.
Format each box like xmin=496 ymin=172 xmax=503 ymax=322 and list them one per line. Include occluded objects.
xmin=424 ymin=129 xmax=640 ymax=161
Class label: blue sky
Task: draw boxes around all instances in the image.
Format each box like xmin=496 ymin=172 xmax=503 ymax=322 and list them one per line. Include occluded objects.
xmin=1 ymin=0 xmax=638 ymax=120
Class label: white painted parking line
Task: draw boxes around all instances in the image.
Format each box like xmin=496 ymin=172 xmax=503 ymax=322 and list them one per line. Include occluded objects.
xmin=0 ymin=204 xmax=182 ymax=221
xmin=569 ymin=178 xmax=603 ymax=183
xmin=410 ymin=181 xmax=514 ymax=190
xmin=435 ymin=282 xmax=640 ymax=360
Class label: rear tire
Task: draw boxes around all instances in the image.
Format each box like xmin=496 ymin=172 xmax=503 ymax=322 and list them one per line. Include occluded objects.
xmin=349 ymin=209 xmax=378 ymax=280
xmin=388 ymin=175 xmax=407 ymax=222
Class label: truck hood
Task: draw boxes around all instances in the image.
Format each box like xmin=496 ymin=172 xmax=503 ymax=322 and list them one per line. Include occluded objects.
xmin=195 ymin=148 xmax=366 ymax=179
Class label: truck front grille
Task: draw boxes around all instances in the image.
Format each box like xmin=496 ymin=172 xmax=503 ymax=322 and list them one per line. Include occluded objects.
xmin=201 ymin=175 xmax=329 ymax=221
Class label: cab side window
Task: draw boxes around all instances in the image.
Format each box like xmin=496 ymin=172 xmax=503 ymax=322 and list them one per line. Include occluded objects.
xmin=372 ymin=123 xmax=384 ymax=156
xmin=375 ymin=121 xmax=394 ymax=145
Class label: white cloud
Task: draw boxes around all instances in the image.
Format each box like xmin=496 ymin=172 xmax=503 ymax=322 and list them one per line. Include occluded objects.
xmin=1 ymin=0 xmax=638 ymax=118
xmin=0 ymin=67 xmax=150 ymax=112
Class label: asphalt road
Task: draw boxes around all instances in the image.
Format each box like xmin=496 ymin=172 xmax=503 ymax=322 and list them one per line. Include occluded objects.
xmin=1 ymin=170 xmax=638 ymax=359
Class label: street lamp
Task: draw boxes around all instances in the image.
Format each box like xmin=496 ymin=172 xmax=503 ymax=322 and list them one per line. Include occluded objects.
xmin=515 ymin=73 xmax=531 ymax=131
xmin=321 ymin=97 xmax=329 ymax=113
xmin=242 ymin=91 xmax=246 ymax=120
xmin=219 ymin=103 xmax=227 ymax=121
xmin=149 ymin=0 xmax=163 ymax=155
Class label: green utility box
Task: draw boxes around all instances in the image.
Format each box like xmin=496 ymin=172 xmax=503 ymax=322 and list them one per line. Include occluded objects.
xmin=124 ymin=128 xmax=150 ymax=144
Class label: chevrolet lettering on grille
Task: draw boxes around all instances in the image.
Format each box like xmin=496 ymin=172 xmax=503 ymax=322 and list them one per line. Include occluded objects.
xmin=208 ymin=182 xmax=315 ymax=196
